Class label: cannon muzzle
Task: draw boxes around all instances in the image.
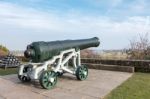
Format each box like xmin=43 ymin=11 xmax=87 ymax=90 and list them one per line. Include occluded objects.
xmin=24 ymin=37 xmax=100 ymax=62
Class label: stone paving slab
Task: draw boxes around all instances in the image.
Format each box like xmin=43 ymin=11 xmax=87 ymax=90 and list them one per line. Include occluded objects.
xmin=0 ymin=69 xmax=133 ymax=99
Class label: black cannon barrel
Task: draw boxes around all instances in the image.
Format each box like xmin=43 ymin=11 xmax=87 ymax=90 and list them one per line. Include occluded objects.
xmin=24 ymin=37 xmax=100 ymax=62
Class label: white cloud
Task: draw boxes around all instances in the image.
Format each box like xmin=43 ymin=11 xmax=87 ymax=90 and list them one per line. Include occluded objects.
xmin=0 ymin=2 xmax=150 ymax=50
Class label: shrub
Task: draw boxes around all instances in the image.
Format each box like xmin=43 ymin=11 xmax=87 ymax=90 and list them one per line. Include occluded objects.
xmin=0 ymin=45 xmax=9 ymax=56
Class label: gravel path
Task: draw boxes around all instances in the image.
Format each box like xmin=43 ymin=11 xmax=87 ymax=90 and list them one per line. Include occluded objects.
xmin=0 ymin=69 xmax=132 ymax=99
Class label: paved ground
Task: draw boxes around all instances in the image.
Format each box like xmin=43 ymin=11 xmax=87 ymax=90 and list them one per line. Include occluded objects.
xmin=0 ymin=69 xmax=132 ymax=99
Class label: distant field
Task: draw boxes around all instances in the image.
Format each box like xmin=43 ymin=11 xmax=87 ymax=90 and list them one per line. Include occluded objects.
xmin=81 ymin=50 xmax=128 ymax=60
xmin=104 ymin=73 xmax=150 ymax=99
xmin=99 ymin=52 xmax=128 ymax=60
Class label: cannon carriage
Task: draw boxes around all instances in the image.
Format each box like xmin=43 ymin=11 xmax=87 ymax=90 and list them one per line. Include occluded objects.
xmin=18 ymin=37 xmax=100 ymax=89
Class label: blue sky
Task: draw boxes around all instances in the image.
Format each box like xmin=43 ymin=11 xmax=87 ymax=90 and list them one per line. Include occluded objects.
xmin=0 ymin=0 xmax=150 ymax=50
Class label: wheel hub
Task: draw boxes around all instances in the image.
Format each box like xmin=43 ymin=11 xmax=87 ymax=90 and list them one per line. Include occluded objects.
xmin=49 ymin=77 xmax=55 ymax=83
xmin=83 ymin=71 xmax=87 ymax=76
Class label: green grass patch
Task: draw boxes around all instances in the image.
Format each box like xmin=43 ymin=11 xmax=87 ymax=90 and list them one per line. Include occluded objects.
xmin=0 ymin=68 xmax=18 ymax=76
xmin=104 ymin=73 xmax=150 ymax=99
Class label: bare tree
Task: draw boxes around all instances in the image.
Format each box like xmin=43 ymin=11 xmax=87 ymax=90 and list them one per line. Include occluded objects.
xmin=127 ymin=33 xmax=150 ymax=60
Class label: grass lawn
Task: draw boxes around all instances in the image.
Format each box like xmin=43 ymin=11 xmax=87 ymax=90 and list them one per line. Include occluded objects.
xmin=0 ymin=68 xmax=18 ymax=76
xmin=104 ymin=73 xmax=150 ymax=99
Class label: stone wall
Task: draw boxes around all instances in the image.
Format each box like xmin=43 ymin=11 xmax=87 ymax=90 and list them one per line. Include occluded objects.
xmin=81 ymin=58 xmax=150 ymax=72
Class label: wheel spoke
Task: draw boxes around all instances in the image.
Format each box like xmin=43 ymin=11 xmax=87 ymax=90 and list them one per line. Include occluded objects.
xmin=80 ymin=67 xmax=83 ymax=71
xmin=43 ymin=78 xmax=48 ymax=82
xmin=44 ymin=82 xmax=49 ymax=87
xmin=46 ymin=82 xmax=51 ymax=87
xmin=48 ymin=72 xmax=52 ymax=78
xmin=83 ymin=68 xmax=87 ymax=71
xmin=22 ymin=76 xmax=26 ymax=81
xmin=51 ymin=72 xmax=54 ymax=77
xmin=83 ymin=75 xmax=85 ymax=79
xmin=44 ymin=76 xmax=48 ymax=79
xmin=80 ymin=75 xmax=83 ymax=79
xmin=46 ymin=72 xmax=49 ymax=76
xmin=79 ymin=71 xmax=82 ymax=74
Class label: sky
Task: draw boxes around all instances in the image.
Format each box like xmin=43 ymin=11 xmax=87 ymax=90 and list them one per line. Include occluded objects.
xmin=0 ymin=0 xmax=150 ymax=50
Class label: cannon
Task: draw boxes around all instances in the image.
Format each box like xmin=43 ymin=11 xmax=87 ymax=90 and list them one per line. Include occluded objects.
xmin=18 ymin=37 xmax=100 ymax=89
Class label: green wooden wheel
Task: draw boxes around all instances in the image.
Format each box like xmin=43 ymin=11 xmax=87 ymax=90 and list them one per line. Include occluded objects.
xmin=76 ymin=65 xmax=88 ymax=80
xmin=40 ymin=71 xmax=57 ymax=89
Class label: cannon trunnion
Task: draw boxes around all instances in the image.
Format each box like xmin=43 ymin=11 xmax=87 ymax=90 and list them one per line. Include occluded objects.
xmin=18 ymin=37 xmax=100 ymax=89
